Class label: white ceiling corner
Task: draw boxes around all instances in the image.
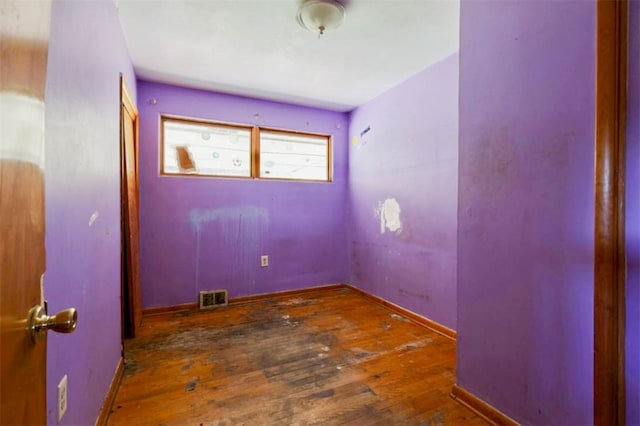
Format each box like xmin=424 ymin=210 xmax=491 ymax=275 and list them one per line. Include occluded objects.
xmin=115 ymin=0 xmax=460 ymax=112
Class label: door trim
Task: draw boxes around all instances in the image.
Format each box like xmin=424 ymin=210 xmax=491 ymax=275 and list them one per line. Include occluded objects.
xmin=95 ymin=357 xmax=124 ymax=425
xmin=120 ymin=76 xmax=141 ymax=338
xmin=594 ymin=0 xmax=627 ymax=424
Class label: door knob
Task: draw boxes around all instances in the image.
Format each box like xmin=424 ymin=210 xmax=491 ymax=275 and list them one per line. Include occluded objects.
xmin=28 ymin=305 xmax=77 ymax=342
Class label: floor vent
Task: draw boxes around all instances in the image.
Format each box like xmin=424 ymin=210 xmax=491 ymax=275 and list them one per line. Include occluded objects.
xmin=199 ymin=290 xmax=228 ymax=309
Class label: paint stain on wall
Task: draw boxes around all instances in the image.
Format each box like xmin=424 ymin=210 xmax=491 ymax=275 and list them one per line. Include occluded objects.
xmin=189 ymin=207 xmax=269 ymax=233
xmin=189 ymin=207 xmax=269 ymax=293
xmin=375 ymin=198 xmax=402 ymax=234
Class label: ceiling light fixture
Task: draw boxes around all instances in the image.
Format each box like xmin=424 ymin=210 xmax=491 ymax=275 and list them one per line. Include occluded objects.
xmin=297 ymin=0 xmax=345 ymax=38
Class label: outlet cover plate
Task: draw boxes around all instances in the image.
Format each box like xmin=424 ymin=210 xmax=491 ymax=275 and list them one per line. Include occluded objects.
xmin=57 ymin=374 xmax=67 ymax=421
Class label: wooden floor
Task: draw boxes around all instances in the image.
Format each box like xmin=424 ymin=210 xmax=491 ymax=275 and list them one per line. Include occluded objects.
xmin=107 ymin=287 xmax=485 ymax=425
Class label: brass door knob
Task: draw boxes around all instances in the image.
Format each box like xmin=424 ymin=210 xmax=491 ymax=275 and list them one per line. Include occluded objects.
xmin=28 ymin=305 xmax=77 ymax=342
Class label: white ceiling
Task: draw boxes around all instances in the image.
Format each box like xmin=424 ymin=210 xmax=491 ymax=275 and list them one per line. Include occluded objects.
xmin=115 ymin=0 xmax=459 ymax=112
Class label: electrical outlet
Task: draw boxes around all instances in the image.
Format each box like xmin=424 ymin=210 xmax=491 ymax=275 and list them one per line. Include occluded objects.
xmin=57 ymin=375 xmax=67 ymax=421
xmin=261 ymin=255 xmax=269 ymax=267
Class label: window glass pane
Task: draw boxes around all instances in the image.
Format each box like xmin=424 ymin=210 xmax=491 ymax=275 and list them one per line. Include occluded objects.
xmin=259 ymin=130 xmax=329 ymax=181
xmin=162 ymin=119 xmax=251 ymax=177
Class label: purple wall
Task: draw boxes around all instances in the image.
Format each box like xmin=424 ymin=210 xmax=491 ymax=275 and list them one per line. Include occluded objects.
xmin=45 ymin=1 xmax=136 ymax=424
xmin=457 ymin=1 xmax=595 ymax=424
xmin=137 ymin=81 xmax=349 ymax=308
xmin=347 ymin=54 xmax=459 ymax=330
xmin=626 ymin=0 xmax=640 ymax=422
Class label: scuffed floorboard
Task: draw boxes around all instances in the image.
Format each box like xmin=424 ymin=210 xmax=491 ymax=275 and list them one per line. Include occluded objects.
xmin=107 ymin=288 xmax=486 ymax=425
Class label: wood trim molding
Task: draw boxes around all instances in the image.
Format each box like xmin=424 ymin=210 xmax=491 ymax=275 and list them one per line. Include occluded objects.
xmin=120 ymin=74 xmax=142 ymax=339
xmin=251 ymin=126 xmax=259 ymax=178
xmin=451 ymin=384 xmax=519 ymax=426
xmin=229 ymin=284 xmax=345 ymax=305
xmin=594 ymin=1 xmax=628 ymax=424
xmin=345 ymin=284 xmax=457 ymax=340
xmin=95 ymin=357 xmax=124 ymax=426
xmin=120 ymin=77 xmax=137 ymax=118
xmin=142 ymin=302 xmax=199 ymax=316
xmin=141 ymin=284 xmax=346 ymax=317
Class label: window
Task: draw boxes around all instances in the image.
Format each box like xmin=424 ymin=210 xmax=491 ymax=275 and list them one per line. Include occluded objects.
xmin=161 ymin=116 xmax=332 ymax=182
xmin=259 ymin=130 xmax=330 ymax=181
xmin=161 ymin=117 xmax=252 ymax=177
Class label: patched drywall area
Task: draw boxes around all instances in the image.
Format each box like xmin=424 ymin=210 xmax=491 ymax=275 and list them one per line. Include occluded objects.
xmin=138 ymin=82 xmax=349 ymax=308
xmin=348 ymin=53 xmax=459 ymax=330
xmin=376 ymin=198 xmax=402 ymax=234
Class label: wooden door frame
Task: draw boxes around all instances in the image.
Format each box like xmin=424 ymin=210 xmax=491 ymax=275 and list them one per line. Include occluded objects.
xmin=594 ymin=0 xmax=628 ymax=424
xmin=120 ymin=75 xmax=141 ymax=339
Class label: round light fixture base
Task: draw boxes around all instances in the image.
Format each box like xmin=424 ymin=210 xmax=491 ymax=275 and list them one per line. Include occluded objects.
xmin=297 ymin=0 xmax=345 ymax=37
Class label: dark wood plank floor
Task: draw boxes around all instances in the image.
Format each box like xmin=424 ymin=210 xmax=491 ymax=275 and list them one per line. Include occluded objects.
xmin=107 ymin=287 xmax=485 ymax=425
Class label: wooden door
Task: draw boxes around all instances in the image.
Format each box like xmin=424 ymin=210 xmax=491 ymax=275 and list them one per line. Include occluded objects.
xmin=0 ymin=1 xmax=51 ymax=424
xmin=121 ymin=78 xmax=142 ymax=338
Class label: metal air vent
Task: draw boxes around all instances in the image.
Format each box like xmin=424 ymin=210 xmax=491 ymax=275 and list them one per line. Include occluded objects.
xmin=199 ymin=290 xmax=228 ymax=309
